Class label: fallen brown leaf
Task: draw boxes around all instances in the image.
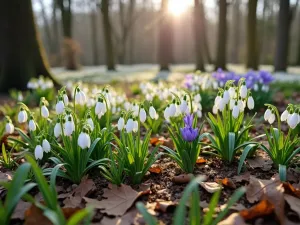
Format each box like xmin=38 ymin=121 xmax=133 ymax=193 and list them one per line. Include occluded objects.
xmin=217 ymin=212 xmax=246 ymax=225
xmin=215 ymin=178 xmax=236 ymax=189
xmin=99 ymin=207 xmax=142 ymax=225
xmin=283 ymin=182 xmax=300 ymax=198
xmin=247 ymin=156 xmax=273 ymax=171
xmin=284 ymin=194 xmax=300 ymax=218
xmin=149 ymin=165 xmax=162 ymax=174
xmin=84 ymin=184 xmax=142 ymax=216
xmin=12 ymin=200 xmax=31 ymax=220
xmin=196 ymin=157 xmax=207 ymax=164
xmin=172 ymin=174 xmax=193 ymax=184
xmin=240 ymin=199 xmax=274 ymax=221
xmin=150 ymin=137 xmax=164 ymax=146
xmin=0 ymin=171 xmax=13 ymax=182
xmin=155 ymin=200 xmax=177 ymax=213
xmin=199 ymin=181 xmax=222 ymax=193
xmin=232 ymin=172 xmax=251 ymax=183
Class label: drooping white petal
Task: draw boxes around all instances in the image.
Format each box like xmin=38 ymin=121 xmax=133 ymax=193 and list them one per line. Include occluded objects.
xmin=28 ymin=120 xmax=36 ymax=131
xmin=5 ymin=123 xmax=14 ymax=134
xmin=55 ymin=101 xmax=65 ymax=114
xmin=247 ymin=96 xmax=255 ymax=110
xmin=280 ymin=110 xmax=289 ymax=122
xmin=268 ymin=113 xmax=275 ymax=124
xmin=54 ymin=123 xmax=62 ymax=138
xmin=139 ymin=108 xmax=147 ymax=123
xmin=42 ymin=139 xmax=51 ymax=153
xmin=287 ymin=113 xmax=299 ymax=129
xmin=34 ymin=145 xmax=43 ymax=160
xmin=232 ymin=104 xmax=240 ymax=119
xmin=240 ymin=85 xmax=247 ymax=98
xmin=117 ymin=117 xmax=125 ymax=130
xmin=18 ymin=110 xmax=28 ymax=123
xmin=78 ymin=132 xmax=91 ymax=149
xmin=87 ymin=118 xmax=94 ymax=131
xmin=41 ymin=105 xmax=49 ymax=118
xmin=264 ymin=109 xmax=272 ymax=121
xmin=125 ymin=119 xmax=134 ymax=133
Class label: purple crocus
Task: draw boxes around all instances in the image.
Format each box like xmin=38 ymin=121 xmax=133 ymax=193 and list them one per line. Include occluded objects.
xmin=180 ymin=114 xmax=199 ymax=142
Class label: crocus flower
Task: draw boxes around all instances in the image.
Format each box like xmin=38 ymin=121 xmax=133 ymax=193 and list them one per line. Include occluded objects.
xmin=183 ymin=114 xmax=194 ymax=128
xmin=180 ymin=127 xmax=199 ymax=142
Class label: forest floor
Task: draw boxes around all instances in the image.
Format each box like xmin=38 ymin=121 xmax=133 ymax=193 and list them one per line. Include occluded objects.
xmin=52 ymin=64 xmax=300 ymax=84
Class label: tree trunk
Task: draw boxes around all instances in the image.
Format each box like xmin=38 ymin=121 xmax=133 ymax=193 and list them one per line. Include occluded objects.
xmin=215 ymin=0 xmax=227 ymax=70
xmin=231 ymin=0 xmax=240 ymax=64
xmin=246 ymin=0 xmax=258 ymax=70
xmin=101 ymin=0 xmax=116 ymax=70
xmin=274 ymin=0 xmax=290 ymax=72
xmin=0 ymin=0 xmax=58 ymax=92
xmin=52 ymin=0 xmax=61 ymax=66
xmin=38 ymin=0 xmax=53 ymax=52
xmin=90 ymin=9 xmax=99 ymax=65
xmin=194 ymin=0 xmax=205 ymax=71
xmin=297 ymin=28 xmax=300 ymax=65
xmin=159 ymin=0 xmax=173 ymax=71
xmin=58 ymin=0 xmax=72 ymax=38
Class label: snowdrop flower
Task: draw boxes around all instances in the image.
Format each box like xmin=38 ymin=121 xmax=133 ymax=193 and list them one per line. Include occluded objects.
xmin=232 ymin=102 xmax=240 ymax=119
xmin=75 ymin=88 xmax=86 ymax=105
xmin=238 ymin=99 xmax=245 ymax=111
xmin=18 ymin=108 xmax=28 ymax=123
xmin=18 ymin=92 xmax=23 ymax=102
xmin=194 ymin=93 xmax=201 ymax=102
xmin=268 ymin=112 xmax=275 ymax=124
xmin=164 ymin=105 xmax=171 ymax=121
xmin=229 ymin=98 xmax=235 ymax=110
xmin=35 ymin=145 xmax=43 ymax=160
xmin=5 ymin=122 xmax=14 ymax=134
xmin=149 ymin=105 xmax=158 ymax=120
xmin=218 ymin=97 xmax=226 ymax=111
xmin=287 ymin=112 xmax=299 ymax=129
xmin=168 ymin=102 xmax=177 ymax=117
xmin=54 ymin=120 xmax=62 ymax=138
xmin=125 ymin=118 xmax=134 ymax=133
xmin=253 ymin=83 xmax=259 ymax=91
xmin=214 ymin=94 xmax=222 ymax=106
xmin=42 ymin=139 xmax=51 ymax=153
xmin=56 ymin=99 xmax=65 ymax=114
xmin=139 ymin=106 xmax=147 ymax=123
xmin=196 ymin=110 xmax=202 ymax=118
xmin=212 ymin=104 xmax=218 ymax=114
xmin=41 ymin=105 xmax=49 ymax=118
xmin=78 ymin=129 xmax=91 ymax=149
xmin=229 ymin=86 xmax=235 ymax=98
xmin=180 ymin=96 xmax=188 ymax=114
xmin=64 ymin=116 xmax=75 ymax=136
xmin=223 ymin=89 xmax=230 ymax=103
xmin=247 ymin=95 xmax=255 ymax=110
xmin=280 ymin=109 xmax=289 ymax=122
xmin=95 ymin=98 xmax=107 ymax=118
xmin=133 ymin=119 xmax=138 ymax=133
xmin=240 ymin=83 xmax=247 ymax=99
xmin=117 ymin=116 xmax=125 ymax=130
xmin=264 ymin=108 xmax=272 ymax=121
xmin=132 ymin=103 xmax=139 ymax=117
xmin=63 ymin=91 xmax=69 ymax=106
xmin=87 ymin=115 xmax=94 ymax=131
xmin=28 ymin=118 xmax=37 ymax=131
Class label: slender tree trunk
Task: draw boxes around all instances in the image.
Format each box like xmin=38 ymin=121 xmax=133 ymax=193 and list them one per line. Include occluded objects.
xmin=159 ymin=0 xmax=173 ymax=71
xmin=0 ymin=0 xmax=59 ymax=92
xmin=200 ymin=0 xmax=212 ymax=64
xmin=231 ymin=0 xmax=240 ymax=64
xmin=297 ymin=28 xmax=300 ymax=65
xmin=90 ymin=9 xmax=99 ymax=65
xmin=38 ymin=0 xmax=53 ymax=52
xmin=52 ymin=0 xmax=61 ymax=66
xmin=58 ymin=0 xmax=72 ymax=38
xmin=274 ymin=0 xmax=290 ymax=72
xmin=101 ymin=0 xmax=116 ymax=70
xmin=194 ymin=0 xmax=205 ymax=71
xmin=215 ymin=0 xmax=227 ymax=70
xmin=246 ymin=0 xmax=258 ymax=70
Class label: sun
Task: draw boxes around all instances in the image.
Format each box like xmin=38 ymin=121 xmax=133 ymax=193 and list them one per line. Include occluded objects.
xmin=168 ymin=0 xmax=192 ymax=16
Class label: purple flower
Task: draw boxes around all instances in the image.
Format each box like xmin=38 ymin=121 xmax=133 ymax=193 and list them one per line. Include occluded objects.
xmin=258 ymin=70 xmax=274 ymax=85
xmin=181 ymin=114 xmax=199 ymax=142
xmin=180 ymin=127 xmax=199 ymax=142
xmin=184 ymin=74 xmax=194 ymax=89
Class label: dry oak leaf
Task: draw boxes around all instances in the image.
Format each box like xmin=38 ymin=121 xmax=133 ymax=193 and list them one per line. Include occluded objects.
xmin=172 ymin=174 xmax=193 ymax=184
xmin=283 ymin=182 xmax=300 ymax=198
xmin=215 ymin=178 xmax=236 ymax=189
xmin=217 ymin=212 xmax=246 ymax=225
xmin=232 ymin=172 xmax=251 ymax=183
xmin=84 ymin=184 xmax=146 ymax=216
xmin=149 ymin=165 xmax=162 ymax=174
xmin=239 ymin=199 xmax=274 ymax=221
xmin=284 ymin=194 xmax=300 ymax=218
xmin=196 ymin=157 xmax=207 ymax=164
xmin=247 ymin=156 xmax=273 ymax=171
xmin=199 ymin=181 xmax=222 ymax=193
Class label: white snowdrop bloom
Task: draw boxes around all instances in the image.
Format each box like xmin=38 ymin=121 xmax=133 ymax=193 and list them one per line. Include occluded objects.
xmin=55 ymin=100 xmax=65 ymax=114
xmin=133 ymin=120 xmax=138 ymax=133
xmin=247 ymin=96 xmax=255 ymax=110
xmin=223 ymin=90 xmax=230 ymax=103
xmin=180 ymin=99 xmax=188 ymax=114
xmin=125 ymin=118 xmax=134 ymax=133
xmin=168 ymin=103 xmax=176 ymax=117
xmin=232 ymin=103 xmax=240 ymax=119
xmin=175 ymin=103 xmax=181 ymax=116
xmin=149 ymin=106 xmax=158 ymax=120
xmin=87 ymin=117 xmax=94 ymax=131
xmin=229 ymin=87 xmax=235 ymax=98
xmin=63 ymin=93 xmax=69 ymax=106
xmin=117 ymin=117 xmax=125 ymax=130
xmin=132 ymin=104 xmax=139 ymax=117
xmin=238 ymin=99 xmax=244 ymax=111
xmin=75 ymin=89 xmax=86 ymax=105
xmin=64 ymin=118 xmax=75 ymax=136
xmin=212 ymin=104 xmax=218 ymax=114
xmin=287 ymin=113 xmax=299 ymax=129
xmin=41 ymin=105 xmax=49 ymax=118
xmin=42 ymin=139 xmax=51 ymax=153
xmin=262 ymin=85 xmax=269 ymax=92
xmin=5 ymin=123 xmax=14 ymax=134
xmin=194 ymin=93 xmax=201 ymax=102
xmin=124 ymin=102 xmax=131 ymax=111
xmin=34 ymin=145 xmax=43 ymax=160
xmin=145 ymin=93 xmax=153 ymax=101
xmin=268 ymin=112 xmax=275 ymax=124
xmin=264 ymin=108 xmax=272 ymax=121
xmin=164 ymin=106 xmax=171 ymax=121
xmin=218 ymin=98 xmax=226 ymax=111
xmin=197 ymin=110 xmax=202 ymax=118
xmin=253 ymin=84 xmax=259 ymax=91
xmin=229 ymin=99 xmax=235 ymax=110
xmin=54 ymin=122 xmax=62 ymax=138
xmin=18 ymin=109 xmax=28 ymax=123
xmin=280 ymin=110 xmax=289 ymax=121
xmin=214 ymin=95 xmax=221 ymax=106
xmin=139 ymin=107 xmax=147 ymax=123
xmin=240 ymin=84 xmax=248 ymax=99
xmin=95 ymin=99 xmax=107 ymax=118
xmin=78 ymin=131 xmax=91 ymax=149
xmin=87 ymin=98 xmax=96 ymax=107
xmin=18 ymin=93 xmax=23 ymax=102
xmin=28 ymin=119 xmax=36 ymax=131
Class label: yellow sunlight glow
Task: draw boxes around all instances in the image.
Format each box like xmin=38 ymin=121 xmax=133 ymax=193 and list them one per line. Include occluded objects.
xmin=168 ymin=0 xmax=192 ymax=16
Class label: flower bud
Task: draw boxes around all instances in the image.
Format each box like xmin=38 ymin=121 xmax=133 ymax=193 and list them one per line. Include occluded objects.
xmin=56 ymin=100 xmax=65 ymax=114
xmin=41 ymin=105 xmax=49 ymax=118
xmin=42 ymin=139 xmax=51 ymax=153
xmin=247 ymin=96 xmax=254 ymax=110
xmin=54 ymin=122 xmax=62 ymax=138
xmin=139 ymin=107 xmax=147 ymax=123
xmin=63 ymin=93 xmax=69 ymax=106
xmin=232 ymin=103 xmax=240 ymax=119
xmin=117 ymin=117 xmax=125 ymax=130
xmin=34 ymin=145 xmax=43 ymax=160
xmin=78 ymin=131 xmax=91 ymax=149
xmin=18 ymin=109 xmax=28 ymax=123
xmin=240 ymin=84 xmax=247 ymax=99
xmin=28 ymin=119 xmax=36 ymax=131
xmin=5 ymin=122 xmax=14 ymax=134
